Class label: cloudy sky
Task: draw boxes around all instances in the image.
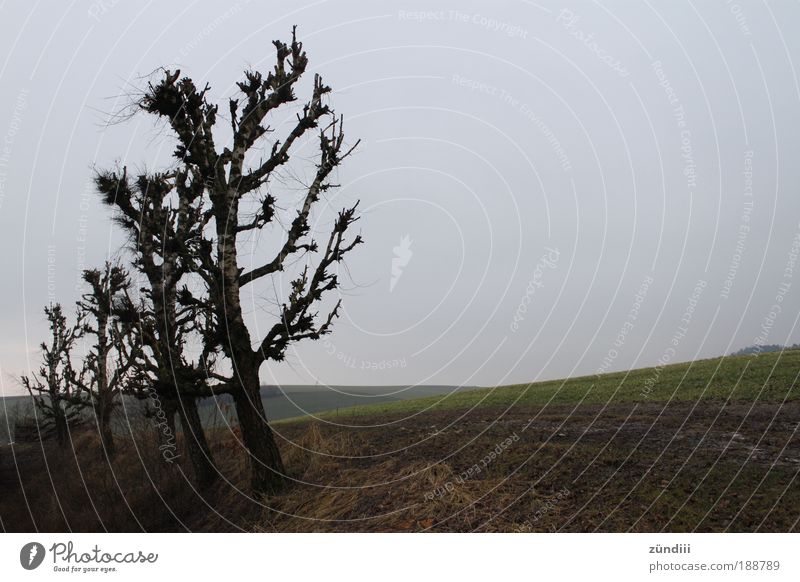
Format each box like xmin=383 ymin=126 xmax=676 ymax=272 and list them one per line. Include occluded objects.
xmin=1 ymin=0 xmax=799 ymax=395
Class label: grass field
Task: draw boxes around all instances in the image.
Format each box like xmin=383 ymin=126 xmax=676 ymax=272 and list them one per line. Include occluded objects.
xmin=255 ymin=350 xmax=800 ymax=532
xmin=299 ymin=349 xmax=800 ymax=422
xmin=0 ymin=384 xmax=473 ymax=445
xmin=2 ymin=350 xmax=799 ymax=532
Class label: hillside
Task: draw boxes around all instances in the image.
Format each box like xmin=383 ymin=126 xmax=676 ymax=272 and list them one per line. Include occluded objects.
xmin=248 ymin=349 xmax=799 ymax=532
xmin=0 ymin=384 xmax=475 ymax=445
xmin=2 ymin=350 xmax=798 ymax=532
xmin=299 ymin=348 xmax=800 ymax=422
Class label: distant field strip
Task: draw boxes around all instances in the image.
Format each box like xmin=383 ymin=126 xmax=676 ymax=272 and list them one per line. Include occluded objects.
xmin=307 ymin=350 xmax=800 ymax=421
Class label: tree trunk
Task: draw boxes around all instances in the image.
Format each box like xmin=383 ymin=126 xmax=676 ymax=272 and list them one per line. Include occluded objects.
xmin=54 ymin=411 xmax=68 ymax=448
xmin=98 ymin=403 xmax=115 ymax=458
xmin=232 ymin=366 xmax=285 ymax=494
xmin=216 ymin=204 xmax=285 ymax=494
xmin=152 ymin=394 xmax=179 ymax=456
xmin=176 ymin=395 xmax=219 ymax=491
xmin=163 ymin=397 xmax=177 ymax=440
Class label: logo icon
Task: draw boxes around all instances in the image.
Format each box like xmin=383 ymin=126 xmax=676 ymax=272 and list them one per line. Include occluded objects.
xmin=390 ymin=234 xmax=413 ymax=292
xmin=20 ymin=542 xmax=46 ymax=570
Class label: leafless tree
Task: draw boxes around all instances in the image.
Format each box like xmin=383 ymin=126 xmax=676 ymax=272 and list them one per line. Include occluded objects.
xmin=73 ymin=263 xmax=137 ymax=457
xmin=97 ymin=27 xmax=363 ymax=493
xmin=93 ymin=170 xmax=221 ymax=489
xmin=21 ymin=304 xmax=84 ymax=447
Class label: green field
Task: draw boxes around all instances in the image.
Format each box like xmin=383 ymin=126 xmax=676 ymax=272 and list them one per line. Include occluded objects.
xmin=4 ymin=350 xmax=798 ymax=443
xmin=0 ymin=384 xmax=472 ymax=444
xmin=303 ymin=349 xmax=800 ymax=421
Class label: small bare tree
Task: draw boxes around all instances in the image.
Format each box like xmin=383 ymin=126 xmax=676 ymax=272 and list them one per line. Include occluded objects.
xmin=21 ymin=304 xmax=84 ymax=447
xmin=73 ymin=263 xmax=137 ymax=457
xmin=98 ymin=27 xmax=363 ymax=493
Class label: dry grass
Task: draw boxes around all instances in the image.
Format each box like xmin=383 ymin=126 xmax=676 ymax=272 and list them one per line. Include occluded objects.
xmin=254 ymin=421 xmax=550 ymax=532
xmin=3 ymin=398 xmax=800 ymax=532
xmin=0 ymin=418 xmax=251 ymax=532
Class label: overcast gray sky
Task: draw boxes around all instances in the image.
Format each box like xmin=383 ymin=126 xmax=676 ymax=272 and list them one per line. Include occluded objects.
xmin=1 ymin=0 xmax=800 ymax=395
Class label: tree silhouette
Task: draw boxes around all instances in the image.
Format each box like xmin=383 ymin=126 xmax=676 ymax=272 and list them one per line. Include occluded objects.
xmin=73 ymin=262 xmax=138 ymax=458
xmin=96 ymin=27 xmax=362 ymax=493
xmin=21 ymin=304 xmax=84 ymax=447
xmin=95 ymin=163 xmax=221 ymax=488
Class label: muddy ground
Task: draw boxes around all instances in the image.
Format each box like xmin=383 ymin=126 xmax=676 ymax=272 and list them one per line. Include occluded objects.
xmin=2 ymin=399 xmax=799 ymax=532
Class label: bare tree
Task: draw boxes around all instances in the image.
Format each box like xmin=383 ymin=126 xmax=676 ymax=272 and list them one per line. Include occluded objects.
xmin=98 ymin=27 xmax=363 ymax=493
xmin=73 ymin=263 xmax=138 ymax=457
xmin=93 ymin=170 xmax=221 ymax=489
xmin=21 ymin=304 xmax=84 ymax=447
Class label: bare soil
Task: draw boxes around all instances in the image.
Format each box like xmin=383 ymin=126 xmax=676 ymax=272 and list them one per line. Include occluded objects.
xmin=2 ymin=399 xmax=798 ymax=532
